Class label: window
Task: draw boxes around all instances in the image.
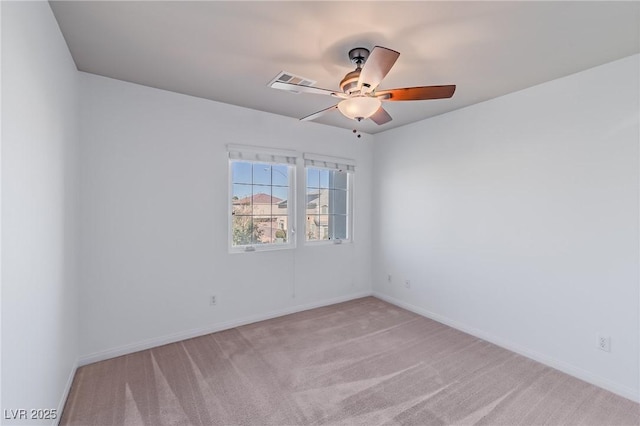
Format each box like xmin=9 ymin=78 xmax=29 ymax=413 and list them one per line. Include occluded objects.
xmin=229 ymin=146 xmax=296 ymax=252
xmin=304 ymin=154 xmax=354 ymax=243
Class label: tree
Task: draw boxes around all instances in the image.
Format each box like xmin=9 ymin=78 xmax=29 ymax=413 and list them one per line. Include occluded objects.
xmin=232 ymin=204 xmax=263 ymax=245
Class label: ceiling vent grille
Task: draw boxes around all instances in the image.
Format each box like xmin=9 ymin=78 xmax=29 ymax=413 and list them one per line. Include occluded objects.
xmin=268 ymin=71 xmax=316 ymax=93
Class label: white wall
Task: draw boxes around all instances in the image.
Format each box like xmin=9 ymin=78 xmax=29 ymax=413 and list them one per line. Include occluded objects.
xmin=372 ymin=55 xmax=640 ymax=400
xmin=1 ymin=1 xmax=79 ymax=423
xmin=78 ymin=73 xmax=373 ymax=361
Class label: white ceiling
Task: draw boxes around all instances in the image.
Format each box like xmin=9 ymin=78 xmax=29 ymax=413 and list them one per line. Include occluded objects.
xmin=50 ymin=1 xmax=640 ymax=134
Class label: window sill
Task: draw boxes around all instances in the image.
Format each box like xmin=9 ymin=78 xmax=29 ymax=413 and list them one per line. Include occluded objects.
xmin=229 ymin=243 xmax=296 ymax=254
xmin=304 ymin=239 xmax=351 ymax=247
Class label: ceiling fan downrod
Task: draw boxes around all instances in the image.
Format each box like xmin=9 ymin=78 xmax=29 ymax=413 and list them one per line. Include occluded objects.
xmin=348 ymin=47 xmax=370 ymax=68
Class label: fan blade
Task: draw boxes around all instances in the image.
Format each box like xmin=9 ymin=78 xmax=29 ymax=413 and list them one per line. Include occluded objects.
xmin=357 ymin=46 xmax=400 ymax=93
xmin=300 ymin=105 xmax=339 ymax=121
xmin=271 ymin=81 xmax=345 ymax=98
xmin=376 ymin=85 xmax=456 ymax=101
xmin=369 ymin=106 xmax=392 ymax=125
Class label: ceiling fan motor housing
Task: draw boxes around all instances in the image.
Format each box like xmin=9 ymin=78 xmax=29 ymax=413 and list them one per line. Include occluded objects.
xmin=340 ymin=47 xmax=370 ymax=94
xmin=340 ymin=69 xmax=361 ymax=94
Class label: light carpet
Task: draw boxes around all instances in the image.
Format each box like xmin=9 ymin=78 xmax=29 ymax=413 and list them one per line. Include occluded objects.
xmin=61 ymin=297 xmax=639 ymax=425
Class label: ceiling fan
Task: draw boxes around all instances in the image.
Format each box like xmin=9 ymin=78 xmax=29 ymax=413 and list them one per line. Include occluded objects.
xmin=270 ymin=46 xmax=456 ymax=125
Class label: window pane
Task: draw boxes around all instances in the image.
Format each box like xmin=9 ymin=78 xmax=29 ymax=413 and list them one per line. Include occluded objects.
xmin=232 ymin=216 xmax=256 ymax=246
xmin=272 ymin=165 xmax=289 ymax=187
xmin=251 ymin=187 xmax=272 ymax=216
xmin=331 ymin=189 xmax=348 ymax=215
xmin=253 ymin=163 xmax=271 ymax=185
xmin=232 ymin=184 xmax=252 ymax=215
xmin=307 ymin=168 xmax=320 ymax=188
xmin=306 ymin=215 xmax=321 ymax=240
xmin=318 ymin=215 xmax=329 ymax=240
xmin=273 ymin=204 xmax=288 ymax=217
xmin=332 ymin=171 xmax=348 ymax=190
xmin=319 ymin=169 xmax=330 ymax=188
xmin=273 ymin=216 xmax=288 ymax=243
xmin=318 ymin=188 xmax=329 ymax=215
xmin=253 ymin=216 xmax=273 ymax=244
xmin=272 ymin=186 xmax=289 ymax=215
xmin=231 ymin=161 xmax=252 ymax=184
xmin=331 ymin=215 xmax=348 ymax=240
xmin=306 ymin=189 xmax=320 ymax=216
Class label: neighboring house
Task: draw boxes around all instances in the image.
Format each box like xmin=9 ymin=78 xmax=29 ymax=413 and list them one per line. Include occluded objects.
xmin=233 ymin=192 xmax=283 ymax=216
xmin=232 ymin=193 xmax=287 ymax=243
xmin=232 ymin=191 xmax=331 ymax=242
xmin=305 ymin=190 xmax=329 ymax=240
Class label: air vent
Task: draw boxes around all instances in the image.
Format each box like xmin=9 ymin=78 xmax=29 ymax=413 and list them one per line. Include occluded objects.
xmin=268 ymin=71 xmax=316 ymax=93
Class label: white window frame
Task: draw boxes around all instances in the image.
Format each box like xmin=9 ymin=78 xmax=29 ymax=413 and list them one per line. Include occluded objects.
xmin=228 ymin=145 xmax=298 ymax=253
xmin=303 ymin=153 xmax=355 ymax=245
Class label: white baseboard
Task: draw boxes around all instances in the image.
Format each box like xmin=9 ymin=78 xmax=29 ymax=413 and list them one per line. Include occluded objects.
xmin=78 ymin=291 xmax=372 ymax=367
xmin=372 ymin=291 xmax=640 ymax=403
xmin=55 ymin=359 xmax=78 ymax=426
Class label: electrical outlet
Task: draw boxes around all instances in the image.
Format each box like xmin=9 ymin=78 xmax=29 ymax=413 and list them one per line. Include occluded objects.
xmin=404 ymin=280 xmax=411 ymax=289
xmin=597 ymin=334 xmax=610 ymax=352
xmin=210 ymin=295 xmax=217 ymax=306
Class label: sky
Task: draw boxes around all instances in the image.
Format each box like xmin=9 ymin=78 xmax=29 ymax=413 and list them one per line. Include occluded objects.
xmin=231 ymin=161 xmax=333 ymax=201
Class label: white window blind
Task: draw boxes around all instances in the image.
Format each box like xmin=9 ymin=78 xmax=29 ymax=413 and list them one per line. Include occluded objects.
xmin=228 ymin=144 xmax=298 ymax=165
xmin=303 ymin=153 xmax=355 ymax=172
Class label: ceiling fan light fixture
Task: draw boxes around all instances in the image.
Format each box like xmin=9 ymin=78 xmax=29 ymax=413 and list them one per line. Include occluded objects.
xmin=337 ymin=96 xmax=381 ymax=121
